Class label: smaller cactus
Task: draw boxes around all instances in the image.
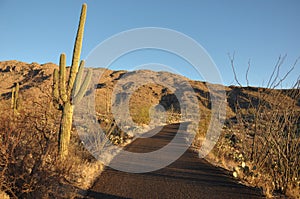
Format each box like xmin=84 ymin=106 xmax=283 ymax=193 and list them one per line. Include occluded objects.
xmin=11 ymin=82 xmax=20 ymax=113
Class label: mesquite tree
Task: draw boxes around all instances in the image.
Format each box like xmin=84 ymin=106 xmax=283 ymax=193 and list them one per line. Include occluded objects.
xmin=53 ymin=3 xmax=92 ymax=158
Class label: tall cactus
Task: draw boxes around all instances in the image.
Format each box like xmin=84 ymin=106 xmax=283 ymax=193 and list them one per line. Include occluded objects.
xmin=11 ymin=82 xmax=20 ymax=114
xmin=52 ymin=3 xmax=92 ymax=159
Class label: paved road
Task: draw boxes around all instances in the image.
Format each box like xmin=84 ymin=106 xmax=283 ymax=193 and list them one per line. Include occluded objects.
xmin=87 ymin=123 xmax=264 ymax=199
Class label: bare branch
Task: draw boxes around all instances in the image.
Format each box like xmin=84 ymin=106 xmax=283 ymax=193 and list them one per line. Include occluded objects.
xmin=273 ymin=56 xmax=299 ymax=88
xmin=228 ymin=52 xmax=242 ymax=87
xmin=267 ymin=55 xmax=283 ymax=88
xmin=268 ymin=54 xmax=287 ymax=88
xmin=246 ymin=59 xmax=250 ymax=86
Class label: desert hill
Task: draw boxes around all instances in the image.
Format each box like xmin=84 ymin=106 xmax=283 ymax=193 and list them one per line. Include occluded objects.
xmin=1 ymin=60 xmax=299 ymax=145
xmin=0 ymin=60 xmax=299 ymax=122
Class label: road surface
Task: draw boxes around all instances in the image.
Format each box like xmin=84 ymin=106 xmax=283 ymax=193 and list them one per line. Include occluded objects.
xmin=86 ymin=123 xmax=264 ymax=199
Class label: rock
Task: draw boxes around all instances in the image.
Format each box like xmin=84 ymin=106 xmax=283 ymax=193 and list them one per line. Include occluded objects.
xmin=241 ymin=161 xmax=246 ymax=168
xmin=234 ymin=166 xmax=243 ymax=175
xmin=233 ymin=171 xmax=238 ymax=178
xmin=0 ymin=191 xmax=10 ymax=199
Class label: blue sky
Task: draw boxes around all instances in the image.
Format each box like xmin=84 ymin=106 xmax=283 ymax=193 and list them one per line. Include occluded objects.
xmin=0 ymin=0 xmax=299 ymax=87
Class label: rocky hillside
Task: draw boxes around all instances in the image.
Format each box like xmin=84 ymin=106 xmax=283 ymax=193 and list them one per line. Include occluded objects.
xmin=0 ymin=60 xmax=299 ymax=122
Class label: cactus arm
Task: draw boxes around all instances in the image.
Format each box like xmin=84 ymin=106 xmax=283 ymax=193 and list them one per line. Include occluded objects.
xmin=73 ymin=68 xmax=92 ymax=105
xmin=59 ymin=54 xmax=68 ymax=102
xmin=53 ymin=69 xmax=60 ymax=107
xmin=73 ymin=60 xmax=85 ymax=96
xmin=68 ymin=3 xmax=87 ymax=94
xmin=15 ymin=83 xmax=19 ymax=97
xmin=11 ymin=87 xmax=15 ymax=109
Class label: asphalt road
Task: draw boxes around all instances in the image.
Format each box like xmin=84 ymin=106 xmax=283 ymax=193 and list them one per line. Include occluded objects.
xmin=86 ymin=123 xmax=264 ymax=199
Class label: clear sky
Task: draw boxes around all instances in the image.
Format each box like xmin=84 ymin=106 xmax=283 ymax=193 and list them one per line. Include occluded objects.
xmin=0 ymin=0 xmax=299 ymax=87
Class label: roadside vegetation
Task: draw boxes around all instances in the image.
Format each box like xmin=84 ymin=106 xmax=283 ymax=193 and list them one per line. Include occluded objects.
xmin=206 ymin=55 xmax=300 ymax=198
xmin=0 ymin=92 xmax=104 ymax=198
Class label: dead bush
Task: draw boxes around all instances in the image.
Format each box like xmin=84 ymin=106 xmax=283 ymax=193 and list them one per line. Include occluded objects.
xmin=0 ymin=87 xmax=101 ymax=198
xmin=227 ymin=54 xmax=300 ymax=197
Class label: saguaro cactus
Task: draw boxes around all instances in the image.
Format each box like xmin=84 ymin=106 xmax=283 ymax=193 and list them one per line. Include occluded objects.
xmin=11 ymin=82 xmax=20 ymax=114
xmin=52 ymin=3 xmax=92 ymax=159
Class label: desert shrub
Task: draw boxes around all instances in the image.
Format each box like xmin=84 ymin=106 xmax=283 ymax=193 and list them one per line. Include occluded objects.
xmin=0 ymin=87 xmax=100 ymax=198
xmin=226 ymin=54 xmax=300 ymax=197
xmin=0 ymin=98 xmax=62 ymax=198
xmin=234 ymin=87 xmax=299 ymax=196
xmin=131 ymin=105 xmax=152 ymax=125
